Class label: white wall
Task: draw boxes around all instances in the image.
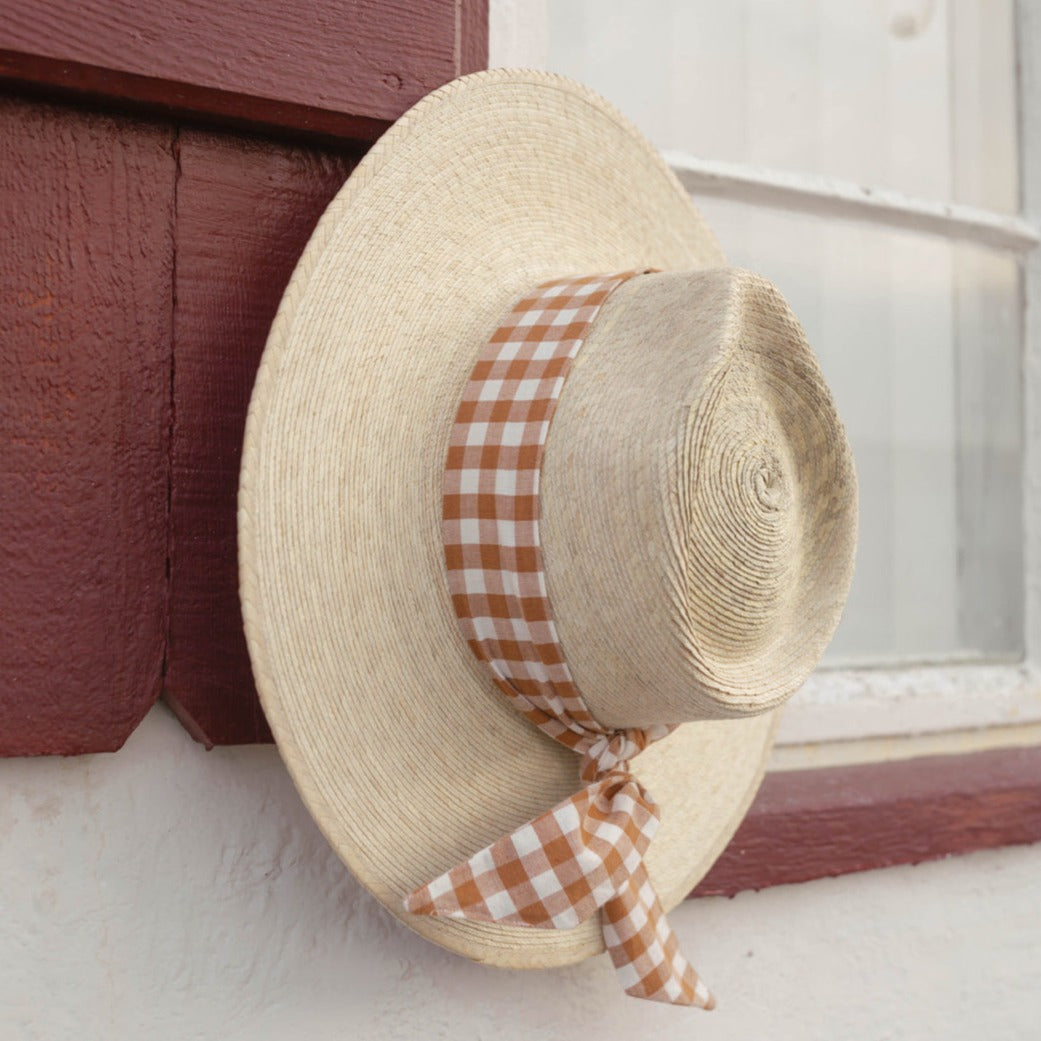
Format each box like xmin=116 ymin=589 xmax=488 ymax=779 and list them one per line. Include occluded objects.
xmin=3 ymin=705 xmax=1039 ymax=1040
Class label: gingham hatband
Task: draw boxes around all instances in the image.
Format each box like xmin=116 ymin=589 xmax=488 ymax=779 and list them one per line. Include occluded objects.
xmin=404 ymin=272 xmax=714 ymax=1009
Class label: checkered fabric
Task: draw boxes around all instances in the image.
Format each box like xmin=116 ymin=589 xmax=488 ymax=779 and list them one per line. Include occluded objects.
xmin=405 ymin=272 xmax=714 ymax=1009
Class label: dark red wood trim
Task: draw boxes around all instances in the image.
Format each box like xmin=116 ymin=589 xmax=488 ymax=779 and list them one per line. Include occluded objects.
xmin=693 ymin=745 xmax=1041 ymax=896
xmin=0 ymin=96 xmax=174 ymax=755
xmin=0 ymin=50 xmax=391 ymax=147
xmin=0 ymin=0 xmax=490 ymax=145
xmin=458 ymin=0 xmax=490 ymax=77
xmin=163 ymin=130 xmax=357 ymax=747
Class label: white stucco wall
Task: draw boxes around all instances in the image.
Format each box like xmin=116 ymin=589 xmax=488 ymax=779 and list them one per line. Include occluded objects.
xmin=3 ymin=705 xmax=1039 ymax=1040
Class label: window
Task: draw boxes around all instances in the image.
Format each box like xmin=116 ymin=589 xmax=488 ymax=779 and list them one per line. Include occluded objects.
xmin=492 ymin=0 xmax=1041 ymax=770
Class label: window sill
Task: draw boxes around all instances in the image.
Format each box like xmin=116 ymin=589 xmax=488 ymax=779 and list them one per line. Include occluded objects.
xmin=692 ymin=744 xmax=1041 ymax=896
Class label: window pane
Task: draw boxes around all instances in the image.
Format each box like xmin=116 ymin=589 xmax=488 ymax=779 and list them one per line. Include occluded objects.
xmin=542 ymin=0 xmax=1018 ymax=211
xmin=694 ymin=196 xmax=1023 ymax=665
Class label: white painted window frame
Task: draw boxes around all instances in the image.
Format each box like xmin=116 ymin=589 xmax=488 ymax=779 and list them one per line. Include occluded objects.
xmin=490 ymin=0 xmax=1041 ymax=770
xmin=778 ymin=0 xmax=1041 ymax=768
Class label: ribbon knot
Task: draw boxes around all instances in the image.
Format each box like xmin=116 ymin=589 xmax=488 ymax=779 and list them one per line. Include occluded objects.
xmin=412 ymin=271 xmax=715 ymax=1008
xmin=580 ymin=725 xmax=672 ymax=783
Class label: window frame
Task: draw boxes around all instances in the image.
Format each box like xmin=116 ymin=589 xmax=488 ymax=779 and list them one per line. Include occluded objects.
xmin=491 ymin=0 xmax=1041 ymax=884
xmin=706 ymin=0 xmax=1041 ymax=879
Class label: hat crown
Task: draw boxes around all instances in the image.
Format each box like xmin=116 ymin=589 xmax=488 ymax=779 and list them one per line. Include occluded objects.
xmin=540 ymin=268 xmax=857 ymax=728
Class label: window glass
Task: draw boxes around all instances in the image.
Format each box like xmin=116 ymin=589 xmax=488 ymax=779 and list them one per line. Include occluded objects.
xmin=546 ymin=0 xmax=1017 ymax=212
xmin=542 ymin=0 xmax=1024 ymax=667
xmin=696 ymin=198 xmax=1022 ymax=664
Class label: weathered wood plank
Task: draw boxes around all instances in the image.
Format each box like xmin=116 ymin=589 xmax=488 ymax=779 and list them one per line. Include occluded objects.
xmin=693 ymin=746 xmax=1041 ymax=896
xmin=0 ymin=50 xmax=390 ymax=146
xmin=0 ymin=96 xmax=175 ymax=755
xmin=459 ymin=0 xmax=490 ymax=76
xmin=0 ymin=0 xmax=482 ymax=143
xmin=164 ymin=128 xmax=357 ymax=746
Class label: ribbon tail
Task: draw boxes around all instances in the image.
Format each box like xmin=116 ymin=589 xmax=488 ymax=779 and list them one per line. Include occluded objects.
xmin=403 ymin=814 xmax=596 ymax=928
xmin=404 ymin=774 xmax=654 ymax=929
xmin=601 ymin=861 xmax=715 ymax=1009
xmin=404 ymin=771 xmax=712 ymax=1009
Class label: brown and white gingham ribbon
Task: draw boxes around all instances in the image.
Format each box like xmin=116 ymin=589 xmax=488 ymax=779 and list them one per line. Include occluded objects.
xmin=404 ymin=272 xmax=714 ymax=1009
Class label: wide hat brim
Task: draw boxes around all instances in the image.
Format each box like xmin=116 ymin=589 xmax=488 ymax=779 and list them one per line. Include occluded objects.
xmin=238 ymin=68 xmax=777 ymax=968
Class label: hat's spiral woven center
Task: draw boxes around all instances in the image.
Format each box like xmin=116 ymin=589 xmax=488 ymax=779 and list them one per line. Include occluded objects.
xmin=681 ymin=355 xmax=799 ymax=666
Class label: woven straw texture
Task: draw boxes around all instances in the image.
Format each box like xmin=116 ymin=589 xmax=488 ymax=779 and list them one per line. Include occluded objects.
xmin=238 ymin=69 xmax=856 ymax=969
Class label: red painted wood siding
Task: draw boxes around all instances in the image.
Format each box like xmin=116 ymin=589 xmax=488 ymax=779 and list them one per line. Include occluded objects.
xmin=0 ymin=96 xmax=174 ymax=755
xmin=164 ymin=130 xmax=357 ymax=746
xmin=0 ymin=0 xmax=488 ymax=755
xmin=0 ymin=0 xmax=488 ymax=143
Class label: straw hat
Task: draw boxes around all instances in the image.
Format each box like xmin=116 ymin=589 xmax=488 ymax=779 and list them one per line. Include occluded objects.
xmin=238 ymin=69 xmax=857 ymax=971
